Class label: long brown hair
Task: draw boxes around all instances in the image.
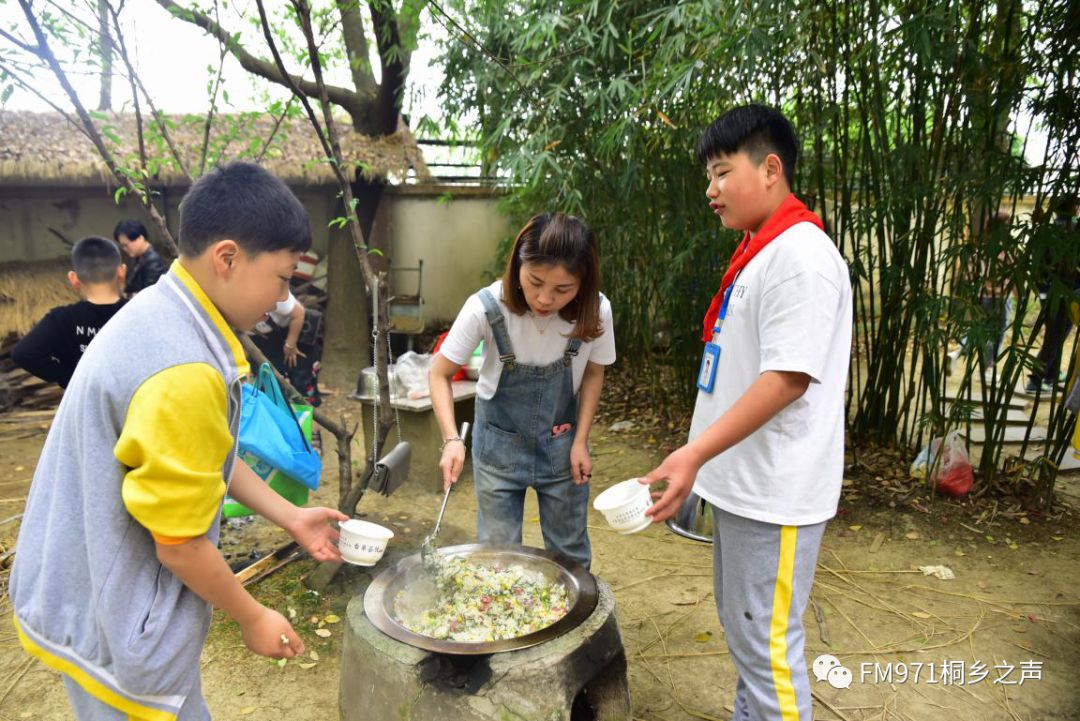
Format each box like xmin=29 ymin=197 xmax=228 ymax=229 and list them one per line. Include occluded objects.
xmin=501 ymin=212 xmax=603 ymax=341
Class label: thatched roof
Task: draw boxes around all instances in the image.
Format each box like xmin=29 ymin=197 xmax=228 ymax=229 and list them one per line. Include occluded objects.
xmin=0 ymin=258 xmax=79 ymax=337
xmin=0 ymin=110 xmax=432 ymax=187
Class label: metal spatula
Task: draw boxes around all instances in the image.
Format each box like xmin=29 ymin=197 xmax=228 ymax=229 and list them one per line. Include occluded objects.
xmin=421 ymin=421 xmax=470 ymax=570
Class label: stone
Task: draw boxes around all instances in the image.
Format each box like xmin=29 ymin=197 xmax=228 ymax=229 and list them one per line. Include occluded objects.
xmin=341 ymin=578 xmax=632 ymax=721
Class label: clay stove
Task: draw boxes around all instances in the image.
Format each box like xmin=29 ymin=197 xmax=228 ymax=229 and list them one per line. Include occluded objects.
xmin=340 ymin=544 xmax=631 ymax=721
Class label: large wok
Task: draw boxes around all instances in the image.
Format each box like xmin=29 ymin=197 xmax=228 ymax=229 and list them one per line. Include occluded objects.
xmin=364 ymin=543 xmax=599 ymax=655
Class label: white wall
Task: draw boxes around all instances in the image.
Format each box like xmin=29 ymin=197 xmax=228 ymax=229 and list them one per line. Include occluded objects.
xmin=0 ymin=186 xmax=337 ymax=262
xmin=381 ymin=186 xmax=512 ymax=325
xmin=0 ymin=183 xmax=510 ymax=331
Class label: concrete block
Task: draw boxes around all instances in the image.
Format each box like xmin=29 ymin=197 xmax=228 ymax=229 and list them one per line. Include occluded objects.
xmin=341 ymin=578 xmax=632 ymax=721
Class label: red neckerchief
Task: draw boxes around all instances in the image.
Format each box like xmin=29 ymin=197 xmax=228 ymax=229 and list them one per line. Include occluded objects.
xmin=700 ymin=193 xmax=824 ymax=342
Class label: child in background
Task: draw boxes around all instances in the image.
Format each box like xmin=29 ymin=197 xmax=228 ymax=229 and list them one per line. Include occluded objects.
xmin=10 ymin=162 xmax=347 ymax=720
xmin=12 ymin=236 xmax=127 ymax=388
xmin=430 ymin=213 xmax=616 ymax=570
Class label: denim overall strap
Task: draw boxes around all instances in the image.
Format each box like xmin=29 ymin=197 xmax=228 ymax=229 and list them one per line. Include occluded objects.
xmin=564 ymin=337 xmax=582 ymax=365
xmin=477 ymin=289 xmax=516 ymax=367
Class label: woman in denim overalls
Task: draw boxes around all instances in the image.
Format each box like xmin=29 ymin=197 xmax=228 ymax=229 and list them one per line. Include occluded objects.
xmin=430 ymin=213 xmax=616 ymax=570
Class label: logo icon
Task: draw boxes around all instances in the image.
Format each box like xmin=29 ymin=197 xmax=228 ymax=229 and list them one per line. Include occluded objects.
xmin=813 ymin=654 xmax=853 ymax=689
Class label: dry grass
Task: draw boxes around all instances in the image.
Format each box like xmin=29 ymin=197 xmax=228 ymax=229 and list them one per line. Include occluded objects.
xmin=0 ymin=258 xmax=77 ymax=336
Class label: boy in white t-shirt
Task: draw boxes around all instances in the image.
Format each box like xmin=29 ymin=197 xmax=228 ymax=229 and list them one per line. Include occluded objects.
xmin=642 ymin=104 xmax=852 ymax=720
xmin=431 ymin=213 xmax=616 ymax=569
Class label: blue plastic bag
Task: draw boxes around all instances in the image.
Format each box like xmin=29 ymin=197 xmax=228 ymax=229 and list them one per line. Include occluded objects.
xmin=238 ymin=363 xmax=321 ymax=490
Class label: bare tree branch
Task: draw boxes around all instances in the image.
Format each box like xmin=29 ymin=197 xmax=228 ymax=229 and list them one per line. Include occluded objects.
xmin=153 ymin=0 xmax=369 ymax=128
xmin=199 ymin=0 xmax=230 ymax=177
xmin=0 ymin=59 xmax=84 ymax=125
xmin=253 ymin=96 xmax=296 ymax=164
xmin=96 ymin=0 xmax=113 ymax=110
xmin=0 ymin=26 xmax=38 ymax=55
xmin=16 ymin=0 xmax=177 ymax=254
xmin=252 ymin=0 xmax=335 ymax=168
xmin=106 ymin=3 xmax=192 ymax=179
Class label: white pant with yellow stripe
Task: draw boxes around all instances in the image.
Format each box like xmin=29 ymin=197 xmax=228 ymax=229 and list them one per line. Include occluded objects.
xmin=711 ymin=505 xmax=826 ymax=721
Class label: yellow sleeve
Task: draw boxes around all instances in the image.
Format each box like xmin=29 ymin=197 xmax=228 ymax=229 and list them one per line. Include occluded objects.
xmin=115 ymin=363 xmax=233 ymax=539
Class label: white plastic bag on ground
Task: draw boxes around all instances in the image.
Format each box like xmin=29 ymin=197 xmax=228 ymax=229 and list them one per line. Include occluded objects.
xmin=910 ymin=437 xmax=941 ymax=480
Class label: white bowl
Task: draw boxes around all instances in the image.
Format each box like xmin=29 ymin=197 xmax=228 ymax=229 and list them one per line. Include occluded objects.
xmin=338 ymin=519 xmax=394 ymax=566
xmin=593 ymin=479 xmax=653 ymax=534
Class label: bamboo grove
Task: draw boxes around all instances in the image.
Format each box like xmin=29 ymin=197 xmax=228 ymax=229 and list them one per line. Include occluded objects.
xmin=435 ymin=0 xmax=1079 ymax=502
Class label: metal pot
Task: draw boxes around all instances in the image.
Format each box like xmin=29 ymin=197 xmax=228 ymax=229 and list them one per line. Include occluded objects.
xmin=359 ymin=365 xmax=397 ymax=399
xmin=364 ymin=543 xmax=598 ymax=655
xmin=666 ymin=491 xmax=714 ymax=543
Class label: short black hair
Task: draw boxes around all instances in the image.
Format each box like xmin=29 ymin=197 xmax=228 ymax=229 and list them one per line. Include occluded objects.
xmin=178 ymin=162 xmax=311 ymax=257
xmin=112 ymin=219 xmax=147 ymax=242
xmin=71 ymin=236 xmax=123 ymax=284
xmin=696 ymin=104 xmax=799 ymax=187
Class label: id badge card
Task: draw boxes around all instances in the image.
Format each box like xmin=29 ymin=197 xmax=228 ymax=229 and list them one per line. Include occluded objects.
xmin=697 ymin=342 xmax=720 ymax=393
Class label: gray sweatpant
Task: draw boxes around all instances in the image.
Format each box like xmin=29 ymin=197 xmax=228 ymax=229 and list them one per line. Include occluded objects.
xmin=63 ymin=673 xmax=210 ymax=721
xmin=711 ymin=505 xmax=826 ymax=721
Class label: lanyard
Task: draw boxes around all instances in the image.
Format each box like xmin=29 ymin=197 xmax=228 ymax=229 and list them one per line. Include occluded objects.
xmin=711 ymin=269 xmax=742 ymax=336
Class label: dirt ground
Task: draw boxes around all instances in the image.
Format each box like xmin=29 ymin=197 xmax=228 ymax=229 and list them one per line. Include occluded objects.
xmin=1 ymin=362 xmax=1078 ymax=721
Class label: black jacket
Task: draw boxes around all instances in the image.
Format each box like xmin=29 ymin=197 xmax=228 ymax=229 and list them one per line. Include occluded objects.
xmin=125 ymin=246 xmax=167 ymax=296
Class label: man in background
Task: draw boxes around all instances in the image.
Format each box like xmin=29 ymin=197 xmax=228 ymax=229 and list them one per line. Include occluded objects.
xmin=114 ymin=219 xmax=166 ymax=296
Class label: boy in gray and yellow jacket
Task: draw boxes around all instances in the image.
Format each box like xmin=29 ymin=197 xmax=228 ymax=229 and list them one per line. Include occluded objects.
xmin=10 ymin=162 xmax=348 ymax=721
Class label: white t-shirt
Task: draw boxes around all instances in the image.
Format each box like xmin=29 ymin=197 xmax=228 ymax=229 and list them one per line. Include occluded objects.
xmin=439 ymin=280 xmax=617 ymax=400
xmin=690 ymin=222 xmax=852 ymax=526
xmin=267 ymin=293 xmax=298 ymax=327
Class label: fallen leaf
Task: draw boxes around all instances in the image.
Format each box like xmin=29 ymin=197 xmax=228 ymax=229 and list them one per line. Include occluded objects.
xmin=276 ymin=658 xmax=287 ymax=668
xmin=315 ymin=628 xmax=332 ymax=638
xmin=693 ymin=631 xmax=712 ymax=643
xmin=849 ymin=525 xmax=862 ymax=532
xmin=905 ymin=531 xmax=921 ymax=540
xmin=1052 ymin=536 xmax=1064 ymax=541
xmin=1008 ymin=543 xmax=1018 ymax=550
xmin=288 ymin=607 xmax=297 ymax=619
xmin=869 ymin=532 xmax=886 ymax=553
xmin=1019 ymin=517 xmax=1030 ymax=525
xmin=310 ymin=650 xmax=320 ymax=661
xmin=15 ymin=465 xmax=24 ymax=471
xmin=310 ymin=616 xmax=320 ymax=624
xmin=298 ymin=662 xmax=317 ymax=670
xmin=954 ymin=548 xmax=966 ymax=557
xmin=324 ymin=614 xmax=341 ymax=624
xmin=912 ymin=611 xmax=932 ymax=619
xmin=239 ymin=707 xmax=257 ymax=715
xmin=985 ymin=535 xmax=995 ymax=543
